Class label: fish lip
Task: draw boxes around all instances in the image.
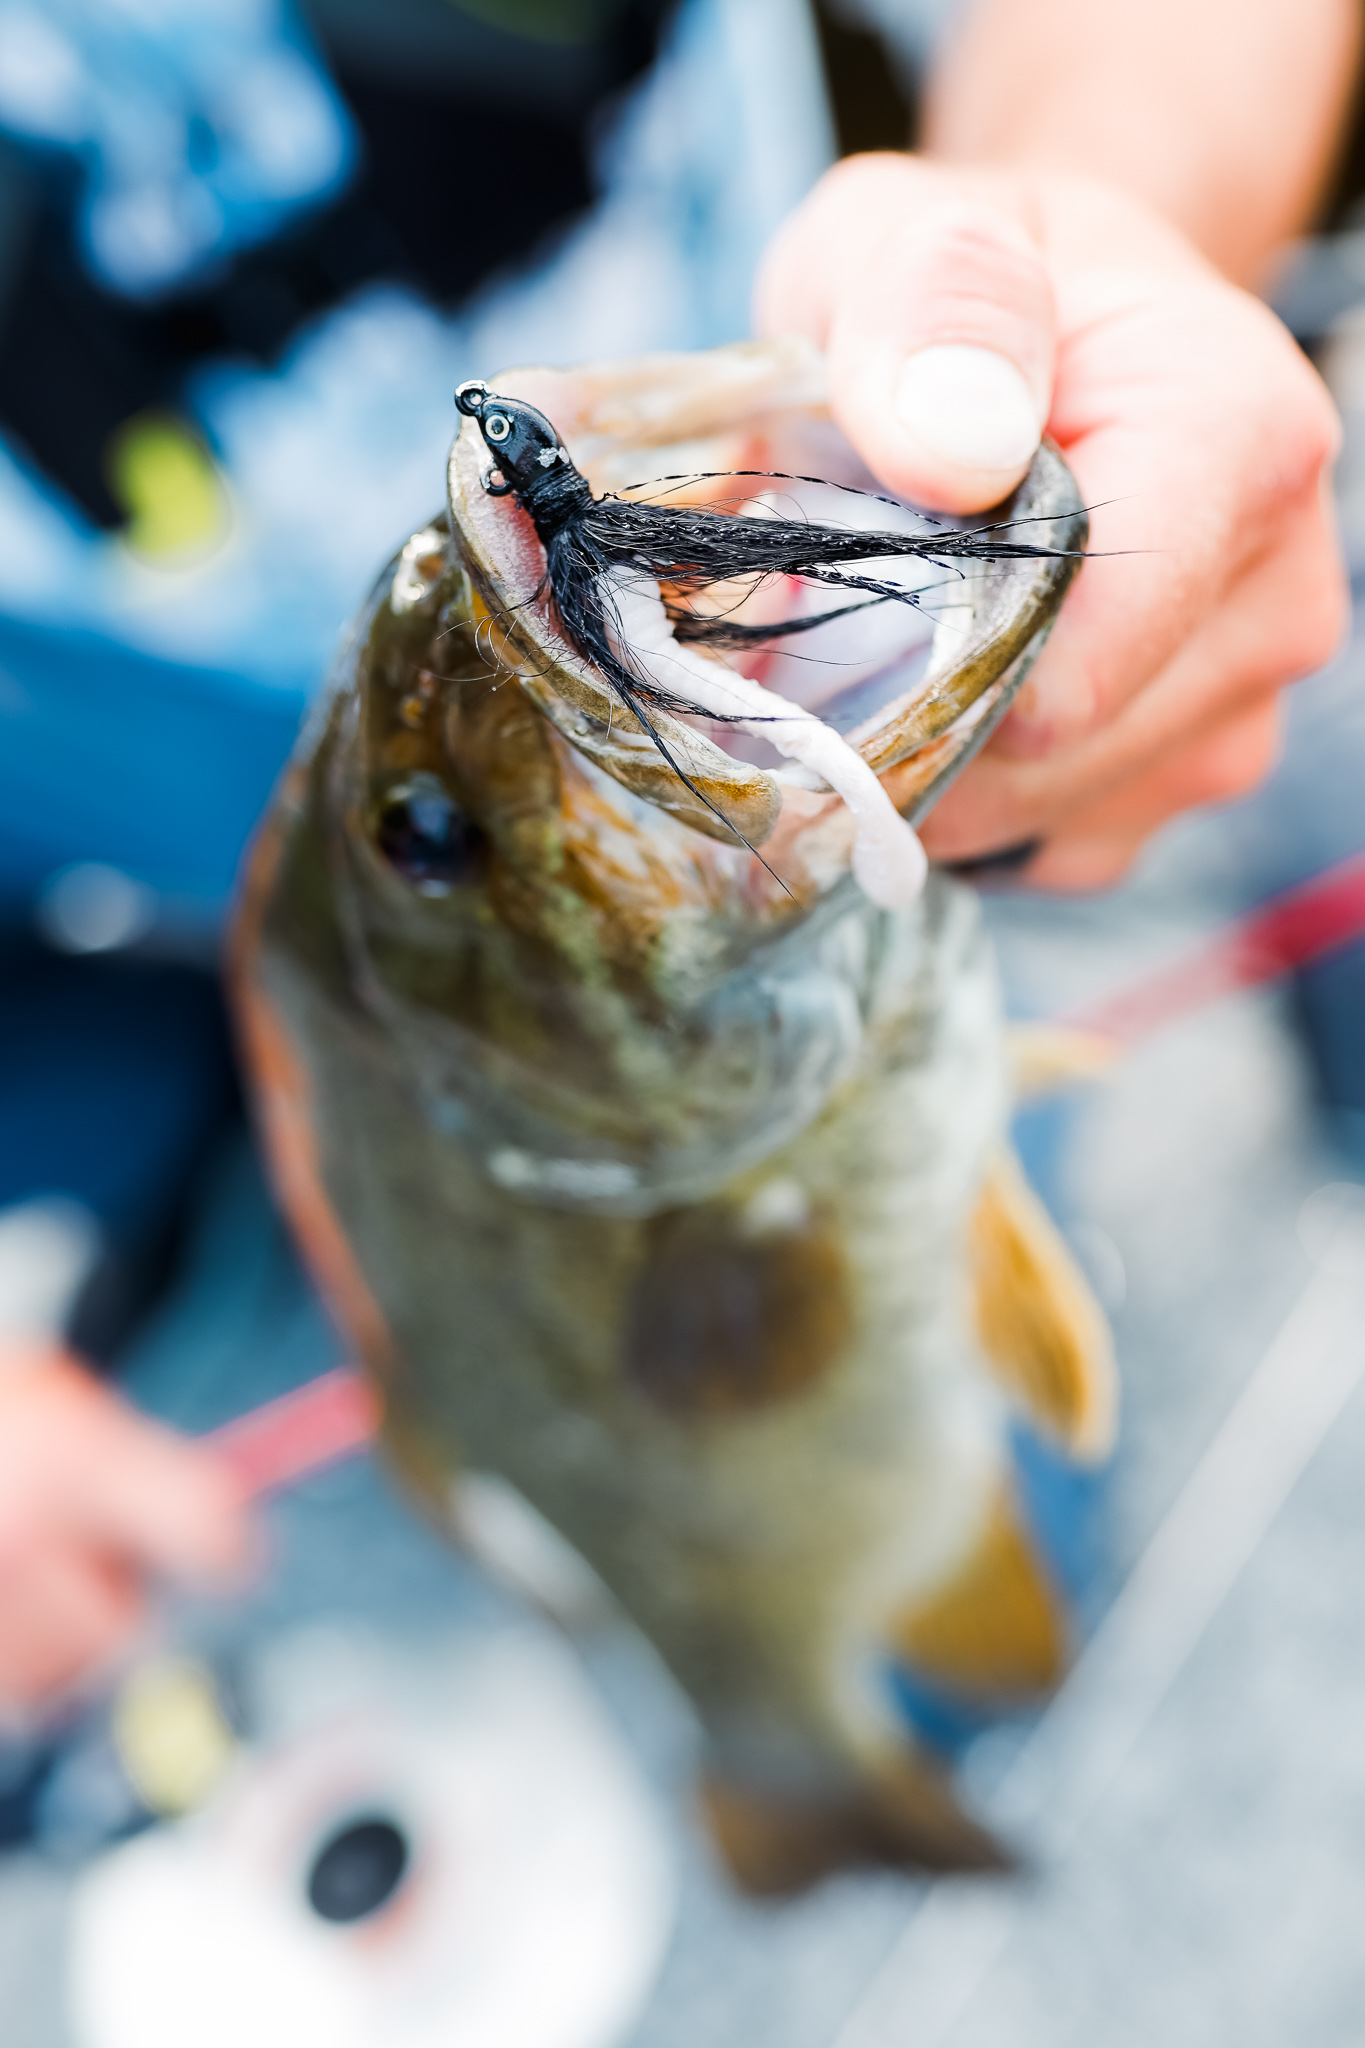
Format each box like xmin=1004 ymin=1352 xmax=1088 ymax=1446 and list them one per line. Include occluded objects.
xmin=849 ymin=439 xmax=1088 ymax=800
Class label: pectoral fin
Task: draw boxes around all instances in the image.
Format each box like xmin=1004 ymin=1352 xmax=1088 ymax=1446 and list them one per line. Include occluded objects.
xmin=969 ymin=1149 xmax=1117 ymax=1460
xmin=700 ymin=1757 xmax=1007 ymax=1896
xmin=890 ymin=1485 xmax=1066 ymax=1700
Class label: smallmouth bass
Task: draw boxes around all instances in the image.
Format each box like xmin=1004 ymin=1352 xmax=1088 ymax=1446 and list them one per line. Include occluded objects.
xmin=234 ymin=339 xmax=1115 ymax=1890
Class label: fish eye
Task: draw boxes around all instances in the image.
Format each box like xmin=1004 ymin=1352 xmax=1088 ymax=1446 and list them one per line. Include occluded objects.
xmin=484 ymin=412 xmax=512 ymax=443
xmin=374 ymin=774 xmax=486 ymax=890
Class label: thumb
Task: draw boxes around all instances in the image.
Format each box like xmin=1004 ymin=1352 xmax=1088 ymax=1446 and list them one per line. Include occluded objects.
xmin=759 ymin=166 xmax=1055 ymax=515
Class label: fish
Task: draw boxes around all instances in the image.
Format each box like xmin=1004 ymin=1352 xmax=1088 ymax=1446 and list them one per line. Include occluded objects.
xmin=232 ymin=336 xmax=1116 ymax=1893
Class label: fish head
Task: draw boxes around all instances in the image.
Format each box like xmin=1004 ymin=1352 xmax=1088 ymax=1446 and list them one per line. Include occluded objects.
xmin=445 ymin=340 xmax=1087 ymax=890
xmin=293 ymin=341 xmax=1084 ymax=1212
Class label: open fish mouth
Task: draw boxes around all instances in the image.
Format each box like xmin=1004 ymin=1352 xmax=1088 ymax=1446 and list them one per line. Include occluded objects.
xmin=313 ymin=339 xmax=1086 ymax=1216
xmin=446 ymin=333 xmax=1087 ymax=906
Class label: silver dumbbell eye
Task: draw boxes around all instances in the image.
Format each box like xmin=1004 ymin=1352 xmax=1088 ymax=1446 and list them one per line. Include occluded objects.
xmin=484 ymin=413 xmax=511 ymax=443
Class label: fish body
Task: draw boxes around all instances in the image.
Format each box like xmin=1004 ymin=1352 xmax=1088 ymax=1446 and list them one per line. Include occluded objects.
xmin=235 ymin=341 xmax=1113 ymax=1887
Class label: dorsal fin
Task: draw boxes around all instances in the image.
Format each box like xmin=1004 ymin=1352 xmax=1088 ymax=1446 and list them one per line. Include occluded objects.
xmin=889 ymin=1484 xmax=1067 ymax=1700
xmin=969 ymin=1149 xmax=1117 ymax=1460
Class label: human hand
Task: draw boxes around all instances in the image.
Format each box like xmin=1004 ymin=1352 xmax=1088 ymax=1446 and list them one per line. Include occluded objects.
xmin=0 ymin=1345 xmax=250 ymax=1713
xmin=756 ymin=155 xmax=1346 ymax=888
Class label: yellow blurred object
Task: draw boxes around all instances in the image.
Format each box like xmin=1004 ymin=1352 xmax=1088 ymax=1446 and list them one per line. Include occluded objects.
xmin=106 ymin=413 xmax=229 ymax=563
xmin=112 ymin=1657 xmax=237 ymax=1817
xmin=1007 ymin=1021 xmax=1120 ymax=1098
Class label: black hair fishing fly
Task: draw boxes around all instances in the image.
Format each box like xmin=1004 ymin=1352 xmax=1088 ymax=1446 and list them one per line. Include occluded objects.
xmin=454 ymin=378 xmax=1076 ymax=723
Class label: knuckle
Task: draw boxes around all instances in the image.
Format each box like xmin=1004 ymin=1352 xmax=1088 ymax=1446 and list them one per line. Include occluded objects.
xmin=1267 ymin=566 xmax=1348 ymax=681
xmin=815 ymin=151 xmax=920 ymax=226
xmin=903 ymin=204 xmax=1044 ymax=298
xmin=1202 ymin=307 xmax=1342 ymax=521
xmin=1260 ymin=361 xmax=1341 ymax=501
xmin=1190 ymin=717 xmax=1281 ymax=806
xmin=1279 ymin=415 xmax=1340 ymax=503
xmin=1286 ymin=602 xmax=1347 ymax=679
xmin=877 ymin=205 xmax=1053 ymax=382
xmin=1028 ymin=834 xmax=1143 ymax=894
xmin=1292 ymin=352 xmax=1342 ymax=449
xmin=1195 ymin=755 xmax=1265 ymax=807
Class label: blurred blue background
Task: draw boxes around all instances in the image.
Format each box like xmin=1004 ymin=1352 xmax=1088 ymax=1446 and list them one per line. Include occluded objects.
xmin=0 ymin=0 xmax=836 ymax=918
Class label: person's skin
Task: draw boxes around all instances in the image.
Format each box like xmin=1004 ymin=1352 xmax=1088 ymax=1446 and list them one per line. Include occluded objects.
xmin=756 ymin=0 xmax=1359 ymax=886
xmin=0 ymin=1343 xmax=248 ymax=1714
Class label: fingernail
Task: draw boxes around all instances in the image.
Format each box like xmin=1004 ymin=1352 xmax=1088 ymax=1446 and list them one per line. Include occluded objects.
xmin=894 ymin=344 xmax=1042 ymax=474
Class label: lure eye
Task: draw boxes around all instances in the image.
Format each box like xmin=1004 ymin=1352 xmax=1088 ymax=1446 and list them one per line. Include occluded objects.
xmin=374 ymin=775 xmax=486 ymax=890
xmin=484 ymin=412 xmax=512 ymax=443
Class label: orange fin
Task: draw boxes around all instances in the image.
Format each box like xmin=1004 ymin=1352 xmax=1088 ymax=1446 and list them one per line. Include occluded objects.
xmin=969 ymin=1149 xmax=1117 ymax=1460
xmin=890 ymin=1485 xmax=1067 ymax=1701
xmin=700 ymin=1759 xmax=1007 ymax=1896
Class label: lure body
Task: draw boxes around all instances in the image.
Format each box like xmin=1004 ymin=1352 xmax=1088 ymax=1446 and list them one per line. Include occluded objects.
xmin=234 ymin=342 xmax=1113 ymax=1886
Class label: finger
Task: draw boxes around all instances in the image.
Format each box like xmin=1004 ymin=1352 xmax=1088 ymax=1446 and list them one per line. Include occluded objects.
xmin=70 ymin=1424 xmax=251 ymax=1585
xmin=0 ymin=1545 xmax=143 ymax=1710
xmin=994 ymin=281 xmax=1341 ymax=758
xmin=756 ymin=155 xmax=1055 ymax=513
xmin=27 ymin=1362 xmax=252 ymax=1584
xmin=920 ymin=502 xmax=1344 ymax=863
xmin=1022 ymin=700 xmax=1285 ymax=892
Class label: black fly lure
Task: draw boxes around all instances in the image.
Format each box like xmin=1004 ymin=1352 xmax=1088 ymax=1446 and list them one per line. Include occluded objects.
xmin=454 ymin=377 xmax=1078 ymax=726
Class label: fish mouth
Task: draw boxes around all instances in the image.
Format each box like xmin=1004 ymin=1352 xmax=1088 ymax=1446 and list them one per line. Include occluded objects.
xmin=445 ymin=336 xmax=1086 ymax=880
